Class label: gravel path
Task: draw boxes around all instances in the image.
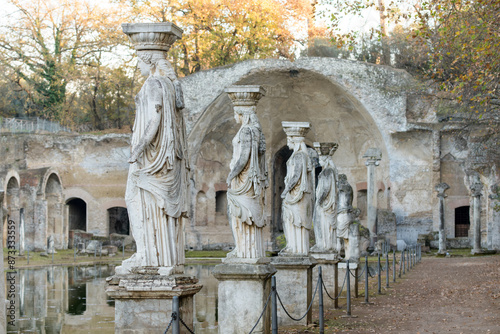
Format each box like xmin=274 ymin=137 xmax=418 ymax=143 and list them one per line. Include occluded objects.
xmin=280 ymin=254 xmax=500 ymax=334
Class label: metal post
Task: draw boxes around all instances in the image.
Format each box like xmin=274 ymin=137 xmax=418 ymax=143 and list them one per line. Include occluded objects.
xmin=94 ymin=247 xmax=96 ymax=259
xmin=334 ymin=263 xmax=339 ymax=309
xmin=27 ymin=250 xmax=29 ymax=265
xmin=346 ymin=260 xmax=352 ymax=316
xmin=123 ymin=244 xmax=125 ymax=259
xmin=319 ymin=267 xmax=324 ymax=334
xmin=354 ymin=266 xmax=359 ymax=298
xmin=362 ymin=256 xmax=371 ymax=304
xmin=385 ymin=252 xmax=389 ymax=288
xmin=402 ymin=250 xmax=405 ymax=275
xmin=406 ymin=249 xmax=409 ymax=272
xmin=272 ymin=276 xmax=278 ymax=334
xmin=377 ymin=253 xmax=381 ymax=294
xmin=392 ymin=250 xmax=396 ymax=283
xmin=172 ymin=296 xmax=180 ymax=334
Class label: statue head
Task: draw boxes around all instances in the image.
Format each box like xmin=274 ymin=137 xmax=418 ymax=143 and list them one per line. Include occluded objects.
xmin=137 ymin=51 xmax=176 ymax=79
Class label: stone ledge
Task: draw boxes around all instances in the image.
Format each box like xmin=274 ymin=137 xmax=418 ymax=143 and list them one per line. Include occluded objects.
xmin=212 ymin=262 xmax=276 ymax=281
xmin=270 ymin=255 xmax=317 ymax=269
xmin=310 ymin=252 xmax=340 ymax=263
xmin=106 ymin=273 xmax=202 ymax=299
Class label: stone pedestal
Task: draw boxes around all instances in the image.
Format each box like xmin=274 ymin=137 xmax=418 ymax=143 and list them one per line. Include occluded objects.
xmin=311 ymin=252 xmax=339 ymax=308
xmin=271 ymin=256 xmax=317 ymax=326
xmin=338 ymin=261 xmax=359 ymax=297
xmin=106 ymin=268 xmax=202 ymax=334
xmin=212 ymin=258 xmax=276 ymax=334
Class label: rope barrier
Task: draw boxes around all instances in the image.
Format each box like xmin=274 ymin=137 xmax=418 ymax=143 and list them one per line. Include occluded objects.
xmin=323 ymin=268 xmax=347 ymax=301
xmin=163 ymin=314 xmax=175 ymax=334
xmin=248 ymin=290 xmax=272 ymax=334
xmin=179 ymin=316 xmax=196 ymax=334
xmin=349 ymin=264 xmax=366 ymax=279
xmin=277 ymin=275 xmax=319 ymax=322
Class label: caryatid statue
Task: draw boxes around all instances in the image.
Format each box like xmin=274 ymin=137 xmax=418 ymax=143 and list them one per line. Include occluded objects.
xmin=225 ymin=86 xmax=268 ymax=259
xmin=337 ymin=174 xmax=355 ymax=259
xmin=118 ymin=23 xmax=188 ymax=275
xmin=281 ymin=122 xmax=314 ymax=255
xmin=311 ymin=142 xmax=339 ymax=253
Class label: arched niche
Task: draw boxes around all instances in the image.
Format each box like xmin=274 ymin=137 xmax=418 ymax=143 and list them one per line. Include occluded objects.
xmin=66 ymin=198 xmax=87 ymax=232
xmin=195 ymin=191 xmax=208 ymax=227
xmin=44 ymin=173 xmax=65 ymax=248
xmin=4 ymin=175 xmax=20 ymax=248
xmin=108 ymin=207 xmax=130 ymax=235
xmin=187 ymin=68 xmax=389 ymax=247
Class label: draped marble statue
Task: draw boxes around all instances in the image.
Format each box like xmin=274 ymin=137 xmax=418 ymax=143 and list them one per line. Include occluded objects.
xmin=337 ymin=174 xmax=358 ymax=260
xmin=118 ymin=24 xmax=188 ymax=275
xmin=225 ymin=86 xmax=268 ymax=259
xmin=311 ymin=142 xmax=339 ymax=253
xmin=280 ymin=122 xmax=314 ymax=255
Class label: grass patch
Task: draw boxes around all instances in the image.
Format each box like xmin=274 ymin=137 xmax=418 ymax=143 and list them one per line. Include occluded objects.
xmin=185 ymin=250 xmax=229 ymax=258
xmin=3 ymin=248 xmax=133 ymax=268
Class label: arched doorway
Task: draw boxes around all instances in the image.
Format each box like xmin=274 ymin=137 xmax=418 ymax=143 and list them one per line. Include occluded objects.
xmin=187 ymin=67 xmax=390 ymax=251
xmin=67 ymin=198 xmax=87 ymax=232
xmin=271 ymin=145 xmax=292 ymax=246
xmin=45 ymin=174 xmax=64 ymax=248
xmin=4 ymin=176 xmax=20 ymax=248
xmin=108 ymin=207 xmax=130 ymax=235
xmin=455 ymin=206 xmax=470 ymax=237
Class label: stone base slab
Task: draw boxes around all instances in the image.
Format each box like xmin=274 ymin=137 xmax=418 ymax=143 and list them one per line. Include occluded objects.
xmin=271 ymin=256 xmax=317 ymax=326
xmin=310 ymin=254 xmax=339 ymax=309
xmin=213 ymin=262 xmax=276 ymax=334
xmin=106 ymin=271 xmax=202 ymax=334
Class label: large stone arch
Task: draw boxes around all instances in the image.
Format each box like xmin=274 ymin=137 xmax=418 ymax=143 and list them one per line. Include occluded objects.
xmin=183 ymin=60 xmax=397 ymax=249
xmin=43 ymin=172 xmax=65 ymax=249
xmin=2 ymin=171 xmax=20 ymax=248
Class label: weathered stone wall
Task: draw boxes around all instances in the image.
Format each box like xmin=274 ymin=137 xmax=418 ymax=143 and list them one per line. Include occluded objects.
xmin=1 ymin=57 xmax=497 ymax=251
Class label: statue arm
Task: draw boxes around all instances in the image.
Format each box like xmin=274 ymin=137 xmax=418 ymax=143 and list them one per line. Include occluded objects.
xmin=281 ymin=154 xmax=302 ymax=198
xmin=227 ymin=127 xmax=252 ymax=185
xmin=129 ymin=80 xmax=163 ymax=164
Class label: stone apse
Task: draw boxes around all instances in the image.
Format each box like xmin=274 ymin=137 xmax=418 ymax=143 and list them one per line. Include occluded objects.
xmin=0 ymin=57 xmax=497 ymax=251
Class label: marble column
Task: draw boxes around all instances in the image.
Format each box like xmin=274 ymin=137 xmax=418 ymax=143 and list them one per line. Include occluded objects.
xmin=271 ymin=122 xmax=317 ymax=326
xmin=435 ymin=183 xmax=450 ymax=254
xmin=106 ymin=22 xmax=202 ymax=334
xmin=212 ymin=85 xmax=276 ymax=334
xmin=470 ymin=178 xmax=483 ymax=255
xmin=363 ymin=148 xmax=382 ymax=251
xmin=489 ymin=183 xmax=500 ymax=250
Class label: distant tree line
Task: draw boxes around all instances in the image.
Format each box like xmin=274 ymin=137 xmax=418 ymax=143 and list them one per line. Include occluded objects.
xmin=0 ymin=0 xmax=498 ymax=133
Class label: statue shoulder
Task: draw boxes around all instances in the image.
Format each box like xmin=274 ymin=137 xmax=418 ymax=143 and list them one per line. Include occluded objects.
xmin=145 ymin=77 xmax=163 ymax=91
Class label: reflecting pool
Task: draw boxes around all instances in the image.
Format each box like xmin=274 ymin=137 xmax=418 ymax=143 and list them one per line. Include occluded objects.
xmin=6 ymin=263 xmax=219 ymax=333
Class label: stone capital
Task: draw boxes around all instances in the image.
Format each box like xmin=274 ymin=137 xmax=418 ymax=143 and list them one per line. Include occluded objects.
xmin=122 ymin=22 xmax=183 ymax=52
xmin=470 ymin=181 xmax=483 ymax=197
xmin=489 ymin=183 xmax=499 ymax=201
xmin=313 ymin=142 xmax=338 ymax=157
xmin=435 ymin=182 xmax=450 ymax=198
xmin=282 ymin=121 xmax=311 ymax=138
xmin=363 ymin=148 xmax=382 ymax=166
xmin=225 ymin=85 xmax=266 ymax=107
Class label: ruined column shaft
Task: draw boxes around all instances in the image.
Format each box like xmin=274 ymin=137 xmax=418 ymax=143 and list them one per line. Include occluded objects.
xmin=366 ymin=162 xmax=377 ymax=247
xmin=473 ymin=195 xmax=481 ymax=252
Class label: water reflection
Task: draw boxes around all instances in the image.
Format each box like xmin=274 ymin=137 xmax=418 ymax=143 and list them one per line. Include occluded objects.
xmin=7 ymin=264 xmax=219 ymax=333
